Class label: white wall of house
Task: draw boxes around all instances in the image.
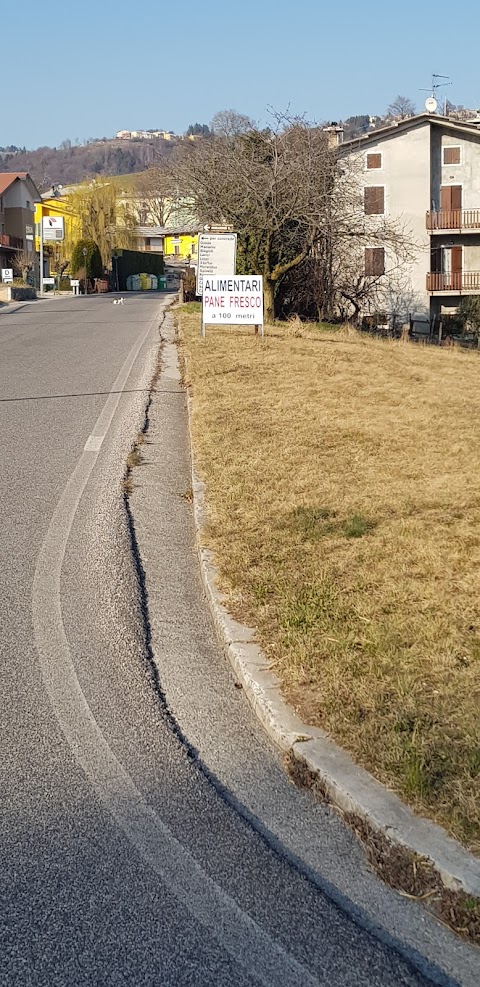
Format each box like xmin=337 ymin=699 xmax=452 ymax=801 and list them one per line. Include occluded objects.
xmin=464 ymin=241 xmax=480 ymax=271
xmin=359 ymin=122 xmax=432 ymax=317
xmin=345 ymin=118 xmax=480 ymax=321
xmin=430 ymin=127 xmax=480 ymax=211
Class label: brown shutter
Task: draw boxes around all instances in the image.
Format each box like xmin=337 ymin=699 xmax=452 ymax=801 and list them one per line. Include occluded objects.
xmin=364 ymin=186 xmax=385 ymax=215
xmin=365 ymin=247 xmax=385 ymax=276
xmin=367 ymin=153 xmax=382 ymax=170
xmin=451 ymin=246 xmax=462 ymax=273
xmin=440 ymin=186 xmax=452 ymax=210
xmin=443 ymin=146 xmax=461 ymax=165
xmin=451 ymin=185 xmax=462 ymax=209
xmin=374 ymin=247 xmax=385 ymax=275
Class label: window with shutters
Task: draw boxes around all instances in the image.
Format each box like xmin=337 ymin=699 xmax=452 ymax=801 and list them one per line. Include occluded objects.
xmin=365 ymin=247 xmax=385 ymax=276
xmin=364 ymin=186 xmax=385 ymax=215
xmin=366 ymin=152 xmax=382 ymax=170
xmin=443 ymin=145 xmax=461 ymax=165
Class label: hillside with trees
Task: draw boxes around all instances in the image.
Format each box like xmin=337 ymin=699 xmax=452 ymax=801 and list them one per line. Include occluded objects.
xmin=0 ymin=137 xmax=176 ymax=190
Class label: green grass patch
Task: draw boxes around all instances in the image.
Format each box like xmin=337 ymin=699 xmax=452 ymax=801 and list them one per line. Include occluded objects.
xmin=287 ymin=506 xmax=376 ymax=541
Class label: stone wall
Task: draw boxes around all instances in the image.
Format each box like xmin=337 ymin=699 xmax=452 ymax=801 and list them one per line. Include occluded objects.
xmin=0 ymin=285 xmax=37 ymax=302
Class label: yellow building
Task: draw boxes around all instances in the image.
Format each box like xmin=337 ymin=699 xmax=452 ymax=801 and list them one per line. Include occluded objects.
xmin=34 ymin=190 xmax=80 ymax=270
xmin=163 ymin=231 xmax=198 ymax=259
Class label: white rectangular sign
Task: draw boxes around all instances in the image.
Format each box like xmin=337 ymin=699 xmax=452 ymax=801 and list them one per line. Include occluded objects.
xmin=42 ymin=277 xmax=55 ymax=285
xmin=196 ymin=233 xmax=237 ymax=295
xmin=1 ymin=268 xmax=13 ymax=283
xmin=43 ymin=216 xmax=64 ymax=240
xmin=70 ymin=279 xmax=80 ymax=287
xmin=202 ymin=275 xmax=263 ymax=326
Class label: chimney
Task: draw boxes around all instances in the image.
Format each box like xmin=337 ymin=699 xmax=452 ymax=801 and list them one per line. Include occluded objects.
xmin=323 ymin=123 xmax=344 ymax=148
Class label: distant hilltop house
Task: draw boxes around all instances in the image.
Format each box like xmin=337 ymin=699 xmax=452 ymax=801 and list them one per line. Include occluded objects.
xmin=115 ymin=129 xmax=176 ymax=141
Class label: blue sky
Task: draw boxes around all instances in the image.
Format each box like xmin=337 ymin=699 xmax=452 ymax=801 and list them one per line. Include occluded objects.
xmin=4 ymin=0 xmax=480 ymax=148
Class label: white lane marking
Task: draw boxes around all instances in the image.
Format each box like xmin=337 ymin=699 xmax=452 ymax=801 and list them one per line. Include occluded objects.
xmin=84 ymin=434 xmax=104 ymax=452
xmin=32 ymin=305 xmax=319 ymax=987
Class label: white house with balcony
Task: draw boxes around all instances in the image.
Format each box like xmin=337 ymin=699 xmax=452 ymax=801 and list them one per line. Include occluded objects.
xmin=341 ymin=113 xmax=480 ymax=322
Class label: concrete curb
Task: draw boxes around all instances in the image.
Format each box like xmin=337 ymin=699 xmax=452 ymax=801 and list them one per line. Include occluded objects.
xmin=0 ymin=301 xmax=29 ymax=316
xmin=0 ymin=294 xmax=70 ymax=316
xmin=181 ymin=338 xmax=480 ymax=903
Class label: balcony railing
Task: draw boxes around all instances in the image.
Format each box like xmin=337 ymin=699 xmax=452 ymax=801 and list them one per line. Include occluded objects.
xmin=0 ymin=232 xmax=23 ymax=249
xmin=427 ymin=272 xmax=480 ymax=292
xmin=427 ymin=209 xmax=480 ymax=231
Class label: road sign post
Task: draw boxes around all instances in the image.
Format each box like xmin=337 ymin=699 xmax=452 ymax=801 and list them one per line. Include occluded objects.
xmin=202 ymin=275 xmax=264 ymax=337
xmin=42 ymin=216 xmax=65 ymax=241
xmin=196 ymin=233 xmax=237 ymax=298
xmin=40 ymin=217 xmax=64 ymax=295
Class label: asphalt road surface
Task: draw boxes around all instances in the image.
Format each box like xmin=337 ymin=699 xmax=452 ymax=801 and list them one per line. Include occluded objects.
xmin=0 ymin=295 xmax=477 ymax=987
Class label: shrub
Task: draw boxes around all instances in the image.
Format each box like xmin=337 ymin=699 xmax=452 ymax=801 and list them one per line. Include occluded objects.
xmin=71 ymin=239 xmax=102 ymax=281
xmin=457 ymin=297 xmax=480 ymax=345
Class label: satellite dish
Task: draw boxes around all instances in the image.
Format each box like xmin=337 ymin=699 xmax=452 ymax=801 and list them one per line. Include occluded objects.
xmin=425 ymin=96 xmax=438 ymax=113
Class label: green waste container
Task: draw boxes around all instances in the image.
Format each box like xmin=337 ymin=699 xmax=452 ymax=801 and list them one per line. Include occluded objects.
xmin=158 ymin=276 xmax=167 ymax=291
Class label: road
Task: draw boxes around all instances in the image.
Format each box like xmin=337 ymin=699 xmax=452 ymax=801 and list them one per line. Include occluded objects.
xmin=0 ymin=294 xmax=476 ymax=987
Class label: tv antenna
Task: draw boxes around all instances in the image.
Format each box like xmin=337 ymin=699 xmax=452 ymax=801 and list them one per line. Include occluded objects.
xmin=420 ymin=74 xmax=452 ymax=114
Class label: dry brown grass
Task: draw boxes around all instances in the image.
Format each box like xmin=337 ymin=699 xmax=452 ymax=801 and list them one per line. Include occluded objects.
xmin=179 ymin=312 xmax=480 ymax=852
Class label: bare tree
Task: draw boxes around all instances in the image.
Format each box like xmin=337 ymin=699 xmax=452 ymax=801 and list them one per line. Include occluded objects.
xmin=275 ymin=147 xmax=418 ymax=323
xmin=320 ymin=152 xmax=418 ymax=324
xmin=12 ymin=249 xmax=36 ymax=284
xmin=210 ymin=109 xmax=255 ymax=137
xmin=174 ymin=112 xmax=338 ymax=320
xmin=387 ymin=95 xmax=416 ymax=119
xmin=50 ymin=244 xmax=70 ymax=287
xmin=132 ymin=166 xmax=178 ymax=227
xmin=173 ymin=110 xmax=418 ymax=322
xmin=333 ymin=250 xmax=415 ymax=326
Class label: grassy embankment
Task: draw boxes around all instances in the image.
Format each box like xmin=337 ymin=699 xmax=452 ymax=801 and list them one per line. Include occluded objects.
xmin=178 ymin=311 xmax=480 ymax=852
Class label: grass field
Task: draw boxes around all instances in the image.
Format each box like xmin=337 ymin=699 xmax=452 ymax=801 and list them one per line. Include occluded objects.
xmin=178 ymin=311 xmax=480 ymax=851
